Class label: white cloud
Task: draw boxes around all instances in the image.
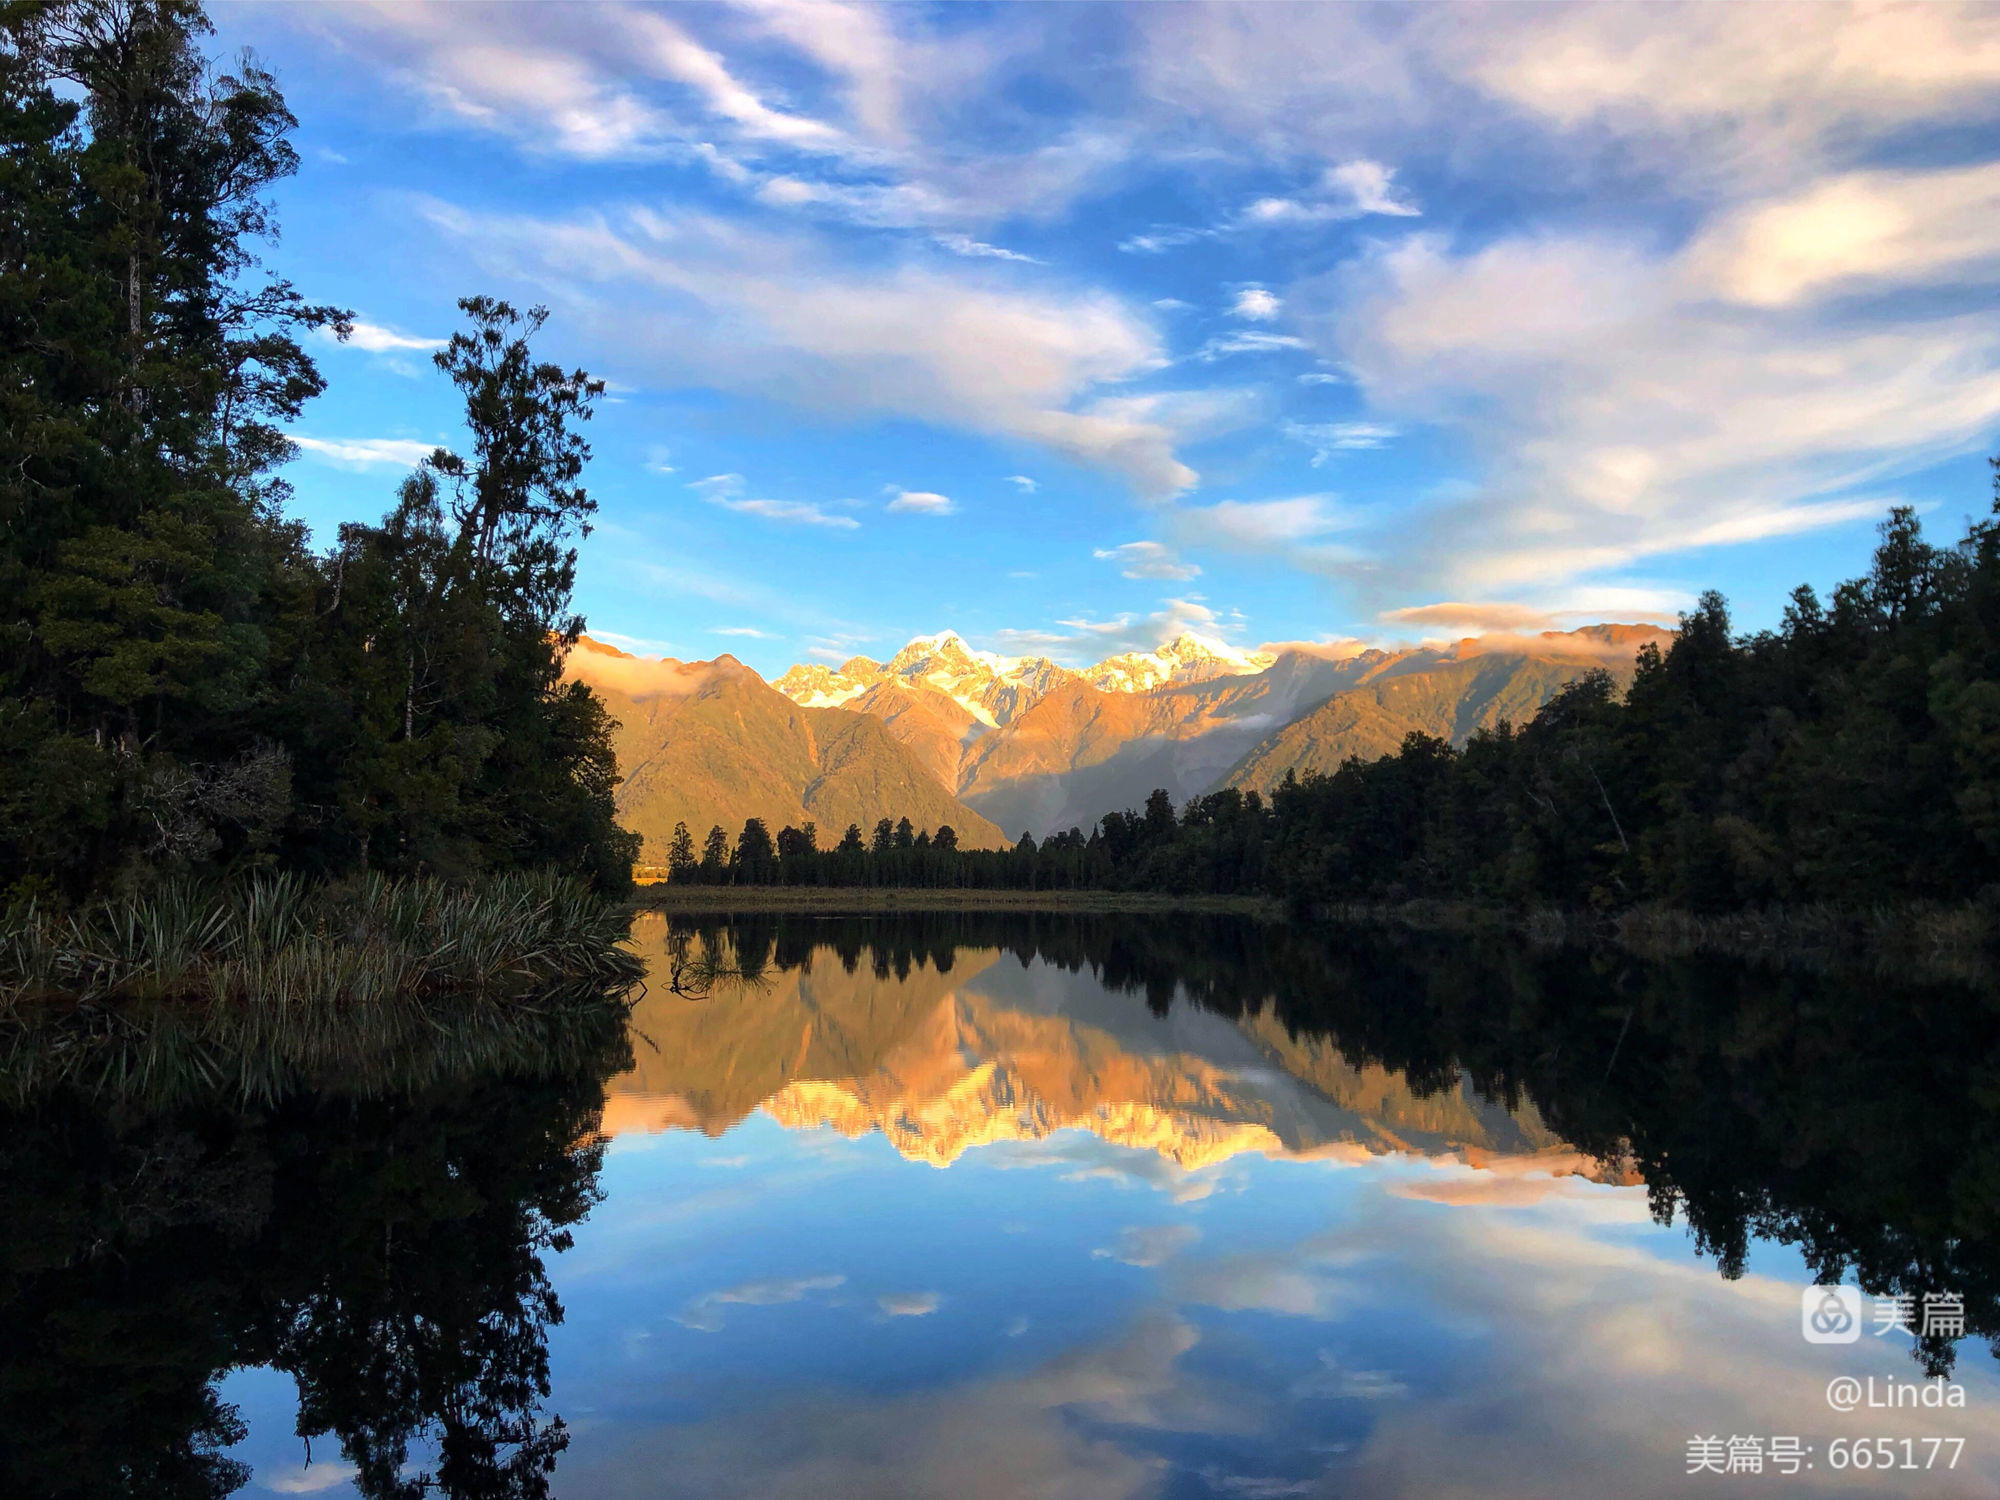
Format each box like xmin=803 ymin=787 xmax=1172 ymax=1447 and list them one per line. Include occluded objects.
xmin=690 ymin=472 xmax=860 ymax=528
xmin=1176 ymin=495 xmax=1346 ymax=549
xmin=1682 ymin=161 xmax=2000 ymax=308
xmin=715 ymin=497 xmax=862 ymax=529
xmin=675 ymin=1273 xmax=846 ymax=1333
xmin=1094 ymin=541 xmax=1200 ymax=581
xmin=291 ymin=435 xmax=438 ymax=469
xmin=1229 ymin=286 xmax=1281 ymax=321
xmin=1283 ymin=420 xmax=1397 ymax=465
xmin=586 ymin=628 xmax=681 ymax=657
xmin=1193 ymin=331 xmax=1310 ymax=361
xmin=997 ymin=597 xmax=1238 ymax=662
xmin=1241 ymin=159 xmax=1421 ymax=226
xmin=688 ymin=473 xmax=747 ymax=497
xmin=1380 ymin=601 xmax=1561 ymax=633
xmin=263 ymin=1460 xmax=361 ymax=1494
xmin=622 ymin=8 xmax=847 ymax=149
xmin=1096 ymin=1223 xmax=1200 ymax=1267
xmin=877 ymin=1291 xmax=942 ymax=1317
xmin=936 ymin=232 xmax=1041 ymax=263
xmin=1005 ymin=475 xmax=1039 ymax=493
xmin=1316 ymin=220 xmax=2000 ymax=592
xmin=885 ymin=487 xmax=955 ymax=515
xmin=418 ymin=200 xmax=1200 ymax=498
xmin=712 ymin=625 xmax=778 ymax=638
xmin=1125 ymin=158 xmax=1420 ymax=254
xmin=323 ymin=319 xmax=444 ymax=354
xmin=1453 ymin=3 xmax=2000 ymax=174
xmin=1323 ymin=158 xmax=1422 ymax=217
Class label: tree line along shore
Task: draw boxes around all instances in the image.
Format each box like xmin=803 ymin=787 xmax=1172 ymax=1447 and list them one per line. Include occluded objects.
xmin=637 ymin=490 xmax=2000 ymax=942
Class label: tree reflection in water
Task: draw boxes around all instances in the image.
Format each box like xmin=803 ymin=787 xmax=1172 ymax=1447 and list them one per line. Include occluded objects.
xmin=670 ymin=910 xmax=2000 ymax=1378
xmin=0 ymin=995 xmax=632 ymax=1500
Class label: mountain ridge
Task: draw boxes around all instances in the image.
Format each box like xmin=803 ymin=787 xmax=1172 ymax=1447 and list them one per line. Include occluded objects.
xmin=577 ymin=623 xmax=1673 ymax=846
xmin=565 ymin=637 xmax=1009 ymax=856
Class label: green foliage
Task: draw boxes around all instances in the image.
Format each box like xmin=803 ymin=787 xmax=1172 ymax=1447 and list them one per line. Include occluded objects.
xmin=1 ymin=870 xmax=642 ymax=1010
xmin=0 ymin=4 xmax=636 ymax=899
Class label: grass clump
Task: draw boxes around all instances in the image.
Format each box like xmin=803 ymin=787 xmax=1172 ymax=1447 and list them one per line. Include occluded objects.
xmin=1 ymin=871 xmax=642 ymax=1008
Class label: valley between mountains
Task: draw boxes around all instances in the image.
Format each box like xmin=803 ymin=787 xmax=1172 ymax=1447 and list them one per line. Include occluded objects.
xmin=568 ymin=624 xmax=1672 ymax=859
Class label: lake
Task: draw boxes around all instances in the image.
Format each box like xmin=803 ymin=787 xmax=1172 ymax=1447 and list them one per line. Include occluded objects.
xmin=5 ymin=911 xmax=1996 ymax=1498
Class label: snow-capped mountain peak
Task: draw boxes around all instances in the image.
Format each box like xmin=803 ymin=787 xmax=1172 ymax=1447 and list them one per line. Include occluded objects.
xmin=769 ymin=661 xmax=869 ymax=708
xmin=1083 ymin=632 xmax=1276 ymax=692
xmin=775 ymin=628 xmax=1282 ymax=715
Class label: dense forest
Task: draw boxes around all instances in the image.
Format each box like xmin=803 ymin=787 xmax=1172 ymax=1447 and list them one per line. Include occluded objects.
xmin=1 ymin=0 xmax=637 ymax=905
xmin=672 ymin=496 xmax=2000 ymax=916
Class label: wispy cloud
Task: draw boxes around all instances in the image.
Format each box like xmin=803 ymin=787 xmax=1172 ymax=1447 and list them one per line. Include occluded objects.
xmin=936 ymin=232 xmax=1041 ymax=263
xmin=319 ymin=319 xmax=443 ymax=354
xmin=687 ymin=472 xmax=859 ymax=528
xmin=716 ymin=497 xmax=862 ymax=529
xmin=417 ymin=199 xmax=1199 ymax=499
xmin=292 ymin=435 xmax=437 ymax=468
xmin=1095 ymin=1224 xmax=1200 ymax=1267
xmin=1094 ymin=540 xmax=1200 ymax=581
xmin=1123 ymin=159 xmax=1420 ymax=254
xmin=675 ymin=1274 xmax=846 ymax=1333
xmin=1176 ymin=495 xmax=1346 ymax=549
xmin=1194 ymin=331 xmax=1310 ymax=361
xmin=1239 ymin=160 xmax=1421 ymax=226
xmin=995 ymin=596 xmax=1237 ymax=661
xmin=1005 ymin=475 xmax=1039 ymax=493
xmin=1284 ymin=420 xmax=1397 ymax=465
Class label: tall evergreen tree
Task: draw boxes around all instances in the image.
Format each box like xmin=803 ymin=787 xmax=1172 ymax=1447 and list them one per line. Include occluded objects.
xmin=2 ymin=0 xmax=346 ymax=893
xmin=1 ymin=3 xmax=637 ymax=897
xmin=665 ymin=821 xmax=696 ymax=884
xmin=699 ymin=824 xmax=728 ymax=884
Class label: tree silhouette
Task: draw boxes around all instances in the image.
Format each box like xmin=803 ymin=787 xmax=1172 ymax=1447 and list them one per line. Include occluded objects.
xmin=666 ymin=821 xmax=697 ymax=883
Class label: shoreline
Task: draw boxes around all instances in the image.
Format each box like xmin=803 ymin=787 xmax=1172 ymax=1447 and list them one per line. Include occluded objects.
xmin=629 ymin=887 xmax=1994 ymax=976
xmin=631 ymin=886 xmax=1278 ymax=916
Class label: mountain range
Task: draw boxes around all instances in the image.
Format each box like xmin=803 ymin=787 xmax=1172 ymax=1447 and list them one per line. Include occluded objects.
xmin=567 ymin=637 xmax=1009 ymax=859
xmin=567 ymin=623 xmax=1673 ymax=850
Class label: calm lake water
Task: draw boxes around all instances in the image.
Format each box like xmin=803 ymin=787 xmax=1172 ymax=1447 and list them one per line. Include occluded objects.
xmin=7 ymin=912 xmax=1997 ymax=1498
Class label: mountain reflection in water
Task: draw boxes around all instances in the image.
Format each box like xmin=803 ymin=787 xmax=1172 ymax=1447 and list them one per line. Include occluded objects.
xmin=3 ymin=913 xmax=1997 ymax=1498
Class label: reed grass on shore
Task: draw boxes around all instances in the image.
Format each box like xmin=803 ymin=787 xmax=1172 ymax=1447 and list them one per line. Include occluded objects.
xmin=2 ymin=871 xmax=642 ymax=1008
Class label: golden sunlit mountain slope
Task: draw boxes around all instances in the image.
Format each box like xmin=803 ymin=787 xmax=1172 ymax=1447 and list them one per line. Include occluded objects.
xmin=566 ymin=638 xmax=1007 ymax=858
xmin=600 ymin=924 xmax=1617 ymax=1181
xmin=1222 ymin=626 xmax=1671 ymax=796
xmin=843 ymin=678 xmax=986 ymax=790
xmin=754 ymin=625 xmax=1669 ymax=836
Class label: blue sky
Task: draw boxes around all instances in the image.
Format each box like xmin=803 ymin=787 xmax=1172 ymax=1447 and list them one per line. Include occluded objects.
xmin=214 ymin=2 xmax=2000 ymax=676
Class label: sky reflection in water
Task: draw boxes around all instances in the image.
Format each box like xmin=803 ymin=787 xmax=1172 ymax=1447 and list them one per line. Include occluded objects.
xmin=224 ymin=918 xmax=2000 ymax=1498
